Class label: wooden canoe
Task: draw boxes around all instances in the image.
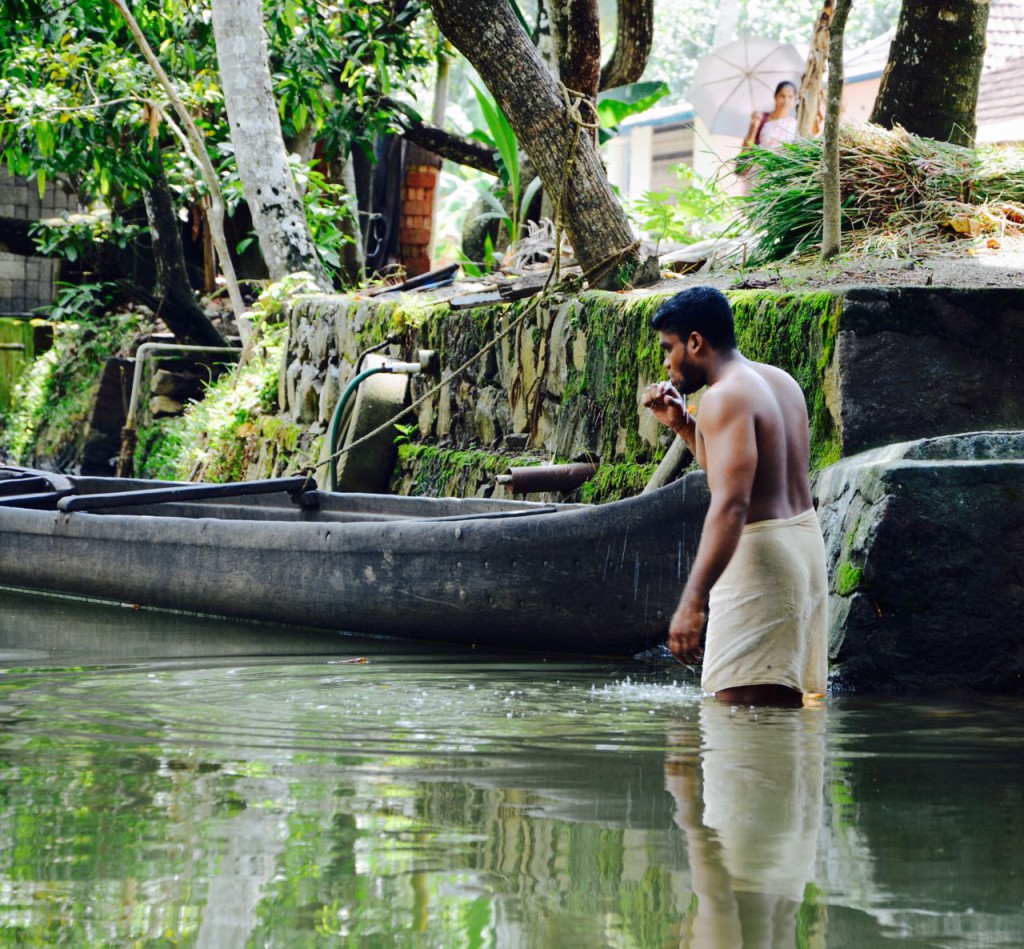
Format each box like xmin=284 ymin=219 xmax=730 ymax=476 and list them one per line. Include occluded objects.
xmin=0 ymin=466 xmax=708 ymax=656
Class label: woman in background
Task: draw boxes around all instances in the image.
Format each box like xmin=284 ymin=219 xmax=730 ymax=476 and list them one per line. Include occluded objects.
xmin=743 ymin=80 xmax=798 ymax=149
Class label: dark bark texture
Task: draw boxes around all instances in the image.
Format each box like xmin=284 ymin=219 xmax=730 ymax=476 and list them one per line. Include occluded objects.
xmin=869 ymin=0 xmax=989 ymax=147
xmin=428 ymin=0 xmax=655 ymax=289
xmin=142 ymin=163 xmax=228 ymax=348
xmin=599 ymin=0 xmax=654 ymax=90
xmin=550 ymin=0 xmax=601 ymax=101
xmin=382 ymin=97 xmax=499 ymax=174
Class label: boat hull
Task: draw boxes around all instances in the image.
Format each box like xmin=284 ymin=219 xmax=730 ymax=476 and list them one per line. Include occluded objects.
xmin=0 ymin=473 xmax=709 ymax=655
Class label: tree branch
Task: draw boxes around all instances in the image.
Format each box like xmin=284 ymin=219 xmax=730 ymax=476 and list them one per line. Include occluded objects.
xmin=380 ymin=96 xmax=498 ymax=174
xmin=598 ymin=0 xmax=654 ymax=91
xmin=111 ymin=0 xmax=249 ymax=340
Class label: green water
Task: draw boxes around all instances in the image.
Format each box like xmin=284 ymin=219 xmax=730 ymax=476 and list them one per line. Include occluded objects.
xmin=0 ymin=589 xmax=1022 ymax=948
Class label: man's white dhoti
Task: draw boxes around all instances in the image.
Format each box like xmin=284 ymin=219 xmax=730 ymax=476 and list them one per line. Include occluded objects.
xmin=701 ymin=508 xmax=827 ymax=695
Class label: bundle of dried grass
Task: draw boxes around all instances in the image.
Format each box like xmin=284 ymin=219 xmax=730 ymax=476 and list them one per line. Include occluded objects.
xmin=739 ymin=124 xmax=1024 ymax=263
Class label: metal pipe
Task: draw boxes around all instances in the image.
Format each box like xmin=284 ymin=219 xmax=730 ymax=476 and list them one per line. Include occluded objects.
xmin=117 ymin=342 xmax=239 ymax=477
xmin=325 ymin=350 xmax=435 ymax=491
xmin=125 ymin=342 xmax=240 ymax=429
xmin=495 ymin=462 xmax=598 ymax=494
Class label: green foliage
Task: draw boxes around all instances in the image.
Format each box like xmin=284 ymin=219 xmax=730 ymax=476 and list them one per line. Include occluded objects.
xmin=0 ymin=0 xmax=435 ymax=282
xmin=29 ymin=209 xmax=145 ymax=265
xmin=220 ymin=150 xmax=358 ymax=285
xmin=393 ymin=422 xmax=417 ymax=446
xmin=471 ymin=82 xmax=519 ymax=215
xmin=42 ymin=280 xmax=123 ymax=323
xmin=264 ymin=0 xmax=435 ymax=163
xmin=137 ymin=322 xmax=288 ymax=482
xmin=596 ymin=80 xmax=670 ymax=144
xmin=249 ymin=270 xmax=324 ymax=323
xmin=467 ymin=82 xmax=542 ymax=255
xmin=0 ymin=308 xmax=144 ymax=465
xmin=630 ymin=165 xmax=737 ymax=249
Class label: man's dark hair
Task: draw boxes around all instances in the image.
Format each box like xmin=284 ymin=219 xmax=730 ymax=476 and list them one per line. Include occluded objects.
xmin=650 ymin=287 xmax=737 ymax=350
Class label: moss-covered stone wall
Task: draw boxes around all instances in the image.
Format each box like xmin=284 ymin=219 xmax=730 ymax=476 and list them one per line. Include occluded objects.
xmin=729 ymin=291 xmax=842 ymax=470
xmin=276 ymin=287 xmax=844 ymax=502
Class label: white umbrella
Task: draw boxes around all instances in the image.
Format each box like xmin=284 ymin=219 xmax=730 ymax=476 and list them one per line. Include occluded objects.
xmin=688 ymin=37 xmax=804 ymax=137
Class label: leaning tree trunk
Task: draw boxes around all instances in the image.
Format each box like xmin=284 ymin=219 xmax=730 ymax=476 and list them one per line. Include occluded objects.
xmin=869 ymin=0 xmax=989 ymax=147
xmin=211 ymin=0 xmax=332 ymax=288
xmin=821 ymin=0 xmax=852 ymax=261
xmin=143 ymin=159 xmax=228 ymax=347
xmin=428 ymin=0 xmax=657 ymax=290
xmin=797 ymin=0 xmax=833 ymax=138
xmin=599 ymin=0 xmax=654 ymax=90
xmin=111 ymin=0 xmax=247 ymax=331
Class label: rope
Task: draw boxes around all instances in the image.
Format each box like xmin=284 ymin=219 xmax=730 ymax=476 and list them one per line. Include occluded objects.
xmin=303 ymin=268 xmax=559 ymax=483
xmin=297 ymin=82 xmax=646 ymax=490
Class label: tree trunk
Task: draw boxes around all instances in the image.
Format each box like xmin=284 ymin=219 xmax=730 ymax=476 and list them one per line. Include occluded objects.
xmin=428 ymin=0 xmax=657 ymax=290
xmin=821 ymin=0 xmax=852 ymax=261
xmin=143 ymin=160 xmax=228 ymax=347
xmin=599 ymin=0 xmax=654 ymax=90
xmin=211 ymin=0 xmax=332 ymax=288
xmin=797 ymin=0 xmax=833 ymax=138
xmin=550 ymin=0 xmax=601 ymax=102
xmin=869 ymin=0 xmax=989 ymax=147
xmin=111 ymin=0 xmax=247 ymax=333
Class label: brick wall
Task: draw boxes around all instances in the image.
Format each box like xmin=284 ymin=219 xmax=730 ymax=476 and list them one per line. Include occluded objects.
xmin=398 ymin=144 xmax=442 ymax=277
xmin=0 ymin=169 xmax=77 ymax=313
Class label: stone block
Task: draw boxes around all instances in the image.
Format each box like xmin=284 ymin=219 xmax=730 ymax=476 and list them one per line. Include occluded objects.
xmin=834 ymin=288 xmax=1024 ymax=455
xmin=150 ymin=394 xmax=185 ymax=418
xmin=0 ymin=256 xmax=23 ymax=279
xmin=473 ymin=387 xmax=502 ymax=447
xmin=814 ymin=432 xmax=1024 ymax=692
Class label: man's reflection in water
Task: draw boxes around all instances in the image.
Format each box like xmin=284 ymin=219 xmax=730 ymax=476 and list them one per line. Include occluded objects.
xmin=666 ymin=701 xmax=827 ymax=949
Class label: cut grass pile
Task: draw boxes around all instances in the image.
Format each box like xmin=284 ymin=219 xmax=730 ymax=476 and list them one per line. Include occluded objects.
xmin=739 ymin=123 xmax=1024 ymax=263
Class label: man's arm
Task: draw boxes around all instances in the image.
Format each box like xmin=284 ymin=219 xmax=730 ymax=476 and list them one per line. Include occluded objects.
xmin=669 ymin=389 xmax=757 ymax=661
xmin=641 ymin=382 xmax=697 ymax=454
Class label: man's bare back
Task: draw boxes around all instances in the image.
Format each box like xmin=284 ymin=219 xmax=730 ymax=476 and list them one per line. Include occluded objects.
xmin=694 ymin=359 xmax=813 ymax=524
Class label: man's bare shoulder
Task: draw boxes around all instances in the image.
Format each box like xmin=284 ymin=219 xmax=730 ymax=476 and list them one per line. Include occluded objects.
xmin=748 ymin=360 xmax=802 ymax=393
xmin=711 ymin=361 xmax=776 ymax=402
xmin=699 ymin=376 xmax=760 ymax=426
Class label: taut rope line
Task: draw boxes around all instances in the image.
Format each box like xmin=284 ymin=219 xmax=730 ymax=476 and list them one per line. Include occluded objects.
xmin=300 ymin=81 xmax=647 ymax=487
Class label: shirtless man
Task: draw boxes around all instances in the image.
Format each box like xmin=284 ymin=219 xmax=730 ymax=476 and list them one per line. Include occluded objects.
xmin=642 ymin=287 xmax=827 ymax=707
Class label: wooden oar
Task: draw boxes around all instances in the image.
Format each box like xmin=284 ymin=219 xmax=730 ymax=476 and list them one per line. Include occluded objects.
xmin=57 ymin=476 xmax=316 ymax=512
